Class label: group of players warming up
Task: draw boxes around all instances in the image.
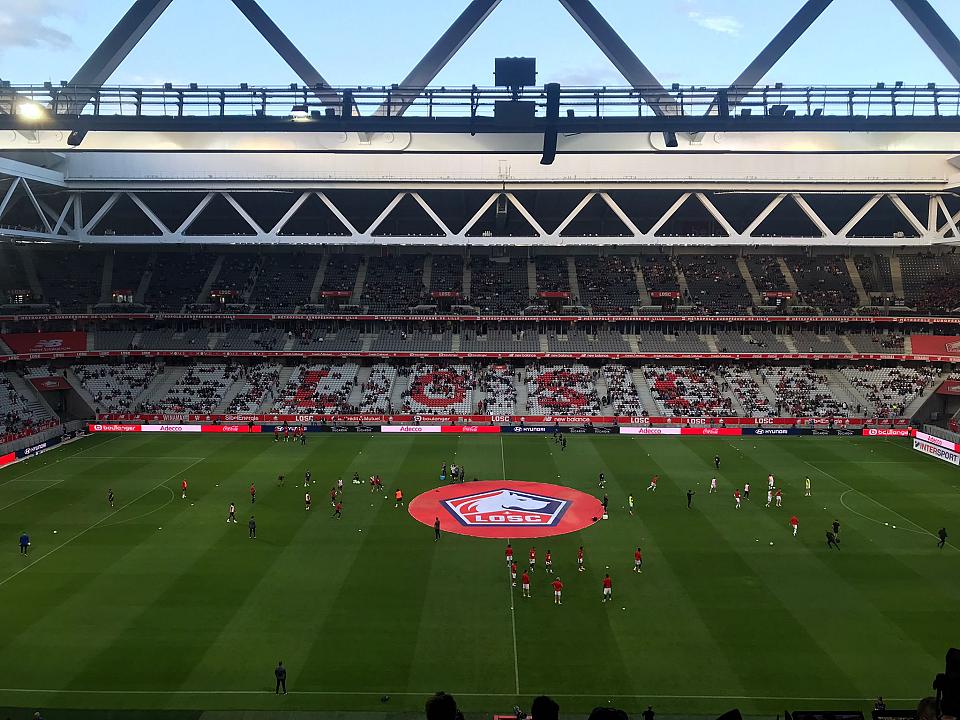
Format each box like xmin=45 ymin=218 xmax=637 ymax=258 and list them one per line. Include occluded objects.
xmin=505 ymin=542 xmax=632 ymax=605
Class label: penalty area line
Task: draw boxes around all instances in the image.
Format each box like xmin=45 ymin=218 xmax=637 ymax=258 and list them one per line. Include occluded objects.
xmin=803 ymin=459 xmax=956 ymax=551
xmin=0 ymin=455 xmax=208 ymax=591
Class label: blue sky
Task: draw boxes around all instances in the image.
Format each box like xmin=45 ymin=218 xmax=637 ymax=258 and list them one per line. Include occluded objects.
xmin=2 ymin=0 xmax=960 ymax=89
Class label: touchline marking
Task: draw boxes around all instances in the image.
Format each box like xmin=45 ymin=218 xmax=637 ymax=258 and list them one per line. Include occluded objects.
xmin=73 ymin=456 xmax=206 ymax=461
xmin=0 ymin=434 xmax=121 ymax=487
xmin=0 ymin=688 xmax=920 ymax=701
xmin=499 ymin=432 xmax=520 ymax=695
xmin=0 ymin=436 xmax=125 ymax=514
xmin=803 ymin=459 xmax=956 ymax=551
xmin=0 ymin=455 xmax=208 ymax=591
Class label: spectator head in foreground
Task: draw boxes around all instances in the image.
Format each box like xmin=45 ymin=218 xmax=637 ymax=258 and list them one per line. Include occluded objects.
xmin=531 ymin=695 xmax=560 ymax=720
xmin=589 ymin=707 xmax=629 ymax=720
xmin=426 ymin=691 xmax=462 ymax=720
xmin=934 ymin=647 xmax=960 ymax=720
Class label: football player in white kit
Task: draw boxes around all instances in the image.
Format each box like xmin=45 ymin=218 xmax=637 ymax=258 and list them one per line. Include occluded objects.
xmin=710 ymin=477 xmax=717 ymax=493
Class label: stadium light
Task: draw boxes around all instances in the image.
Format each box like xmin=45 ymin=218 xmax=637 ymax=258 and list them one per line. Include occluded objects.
xmin=17 ymin=102 xmax=46 ymax=121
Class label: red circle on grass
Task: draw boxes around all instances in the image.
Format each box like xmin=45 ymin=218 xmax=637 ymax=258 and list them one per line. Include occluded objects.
xmin=409 ymin=480 xmax=604 ymax=539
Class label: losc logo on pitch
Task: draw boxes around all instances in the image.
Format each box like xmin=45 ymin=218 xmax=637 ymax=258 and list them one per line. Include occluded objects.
xmin=441 ymin=488 xmax=569 ymax=527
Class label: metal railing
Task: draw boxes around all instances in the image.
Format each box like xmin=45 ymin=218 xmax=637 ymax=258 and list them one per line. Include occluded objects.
xmin=3 ymin=83 xmax=960 ymax=120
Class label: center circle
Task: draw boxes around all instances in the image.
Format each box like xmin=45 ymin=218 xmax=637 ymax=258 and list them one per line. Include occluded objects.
xmin=409 ymin=480 xmax=605 ymax=539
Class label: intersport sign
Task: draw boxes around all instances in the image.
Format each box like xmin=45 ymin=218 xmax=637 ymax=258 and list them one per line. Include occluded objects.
xmin=913 ymin=438 xmax=960 ymax=465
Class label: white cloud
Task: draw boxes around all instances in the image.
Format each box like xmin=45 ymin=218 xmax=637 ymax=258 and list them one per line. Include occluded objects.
xmin=0 ymin=0 xmax=73 ymax=55
xmin=687 ymin=10 xmax=743 ymax=36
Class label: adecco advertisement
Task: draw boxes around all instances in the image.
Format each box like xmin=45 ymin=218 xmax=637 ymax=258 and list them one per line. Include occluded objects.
xmin=88 ymin=424 xmax=261 ymax=433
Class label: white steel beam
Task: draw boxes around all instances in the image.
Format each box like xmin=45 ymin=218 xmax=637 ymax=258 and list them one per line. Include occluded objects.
xmin=67 ymin=233 xmax=941 ymax=248
xmin=554 ymin=192 xmax=595 ymax=235
xmin=888 ymin=193 xmax=927 ymax=236
xmin=505 ymin=193 xmax=547 ymax=237
xmin=174 ymin=192 xmax=214 ymax=235
xmin=60 ymin=0 xmax=175 ymax=115
xmin=695 ymin=192 xmax=735 ymax=236
xmin=223 ymin=192 xmax=264 ymax=234
xmin=365 ymin=192 xmax=405 ymax=234
xmin=743 ymin=194 xmax=785 ymax=236
xmin=793 ymin=194 xmax=831 ymax=236
xmin=410 ymin=192 xmax=452 ymax=235
xmin=0 ymin=157 xmax=66 ymax=187
xmin=376 ymin=0 xmax=502 ymax=117
xmin=936 ymin=196 xmax=960 ymax=238
xmin=316 ymin=192 xmax=358 ymax=235
xmin=229 ymin=0 xmax=339 ymax=105
xmin=127 ymin=192 xmax=171 ymax=234
xmin=52 ymin=196 xmax=75 ymax=235
xmin=839 ymin=194 xmax=883 ymax=237
xmin=559 ymin=0 xmax=680 ymax=116
xmin=0 ymin=177 xmax=21 ymax=221
xmin=890 ymin=0 xmax=960 ymax=83
xmin=20 ymin=180 xmax=52 ymax=234
xmin=269 ymin=191 xmax=310 ymax=235
xmin=600 ymin=192 xmax=642 ymax=236
xmin=459 ymin=192 xmax=499 ymax=236
xmin=647 ymin=192 xmax=691 ymax=236
xmin=721 ymin=0 xmax=834 ymax=109
xmin=82 ymin=192 xmax=121 ymax=234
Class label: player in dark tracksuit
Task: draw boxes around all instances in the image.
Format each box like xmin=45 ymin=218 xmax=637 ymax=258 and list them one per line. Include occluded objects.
xmin=275 ymin=661 xmax=287 ymax=694
xmin=434 ymin=517 xmax=441 ymax=541
xmin=19 ymin=532 xmax=29 ymax=555
xmin=826 ymin=530 xmax=840 ymax=550
xmin=938 ymin=527 xmax=948 ymax=549
xmin=249 ymin=516 xmax=256 ymax=539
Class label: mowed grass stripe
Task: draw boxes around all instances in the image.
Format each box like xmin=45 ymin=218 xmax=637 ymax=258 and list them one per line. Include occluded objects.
xmin=0 ymin=435 xmax=955 ymax=716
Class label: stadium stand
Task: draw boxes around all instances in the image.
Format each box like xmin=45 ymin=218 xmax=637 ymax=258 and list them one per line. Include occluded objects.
xmin=371 ymin=327 xmax=452 ymax=352
xmin=525 ymin=364 xmax=601 ymax=415
xmin=272 ymin=363 xmax=359 ymax=414
xmin=676 ymin=254 xmax=750 ymax=313
xmin=642 ymin=365 xmax=733 ymax=417
xmin=601 ymin=363 xmax=645 ymax=416
xmin=400 ymin=363 xmax=473 ymax=414
xmin=72 ymin=361 xmax=163 ymax=412
xmin=576 ymin=256 xmax=640 ymax=313
xmin=789 ymin=255 xmax=859 ymax=312
xmin=476 ymin=364 xmax=517 ymax=415
xmin=429 ymin=255 xmax=464 ymax=296
xmin=761 ymin=365 xmax=848 ymax=416
xmin=139 ymin=363 xmax=243 ymax=414
xmin=841 ymin=366 xmax=940 ymax=417
xmin=361 ymin=255 xmax=425 ymax=312
xmin=145 ymin=252 xmax=218 ymax=311
xmin=225 ymin=363 xmax=284 ymax=413
xmin=357 ymin=363 xmax=397 ymax=413
xmin=468 ymin=257 xmax=530 ymax=313
xmin=0 ymin=373 xmax=55 ymax=442
xmin=460 ymin=326 xmax=539 ymax=353
xmin=32 ymin=246 xmax=103 ymax=312
xmin=744 ymin=255 xmax=789 ymax=295
xmin=250 ymin=252 xmax=319 ymax=311
xmin=719 ymin=366 xmax=774 ymax=417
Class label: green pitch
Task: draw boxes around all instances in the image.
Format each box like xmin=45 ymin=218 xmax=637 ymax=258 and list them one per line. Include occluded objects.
xmin=0 ymin=432 xmax=956 ymax=718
